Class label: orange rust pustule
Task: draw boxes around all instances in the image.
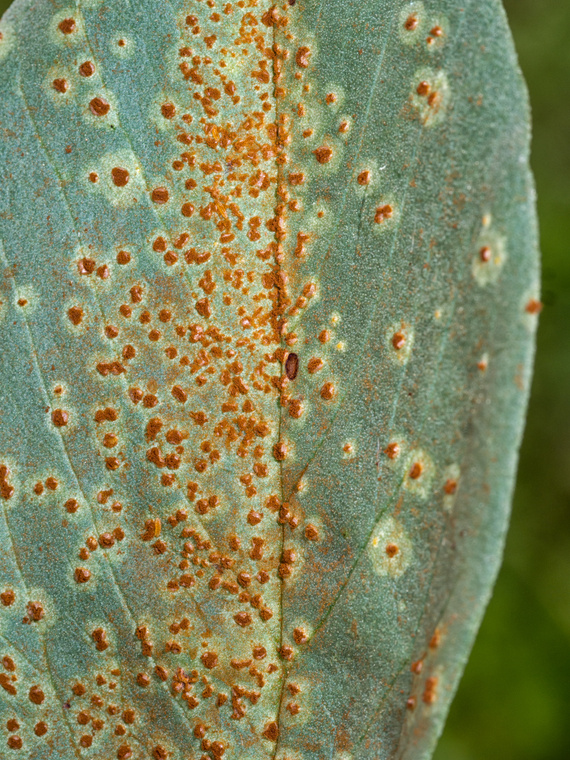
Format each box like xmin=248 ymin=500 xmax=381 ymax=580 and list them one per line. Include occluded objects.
xmin=89 ymin=97 xmax=110 ymax=116
xmin=0 ymin=0 xmax=360 ymax=748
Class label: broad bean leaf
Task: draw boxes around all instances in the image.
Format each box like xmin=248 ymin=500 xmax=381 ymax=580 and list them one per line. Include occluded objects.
xmin=0 ymin=0 xmax=538 ymax=758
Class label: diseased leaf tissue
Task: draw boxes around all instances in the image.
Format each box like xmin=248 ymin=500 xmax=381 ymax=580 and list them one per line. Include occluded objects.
xmin=0 ymin=0 xmax=538 ymax=758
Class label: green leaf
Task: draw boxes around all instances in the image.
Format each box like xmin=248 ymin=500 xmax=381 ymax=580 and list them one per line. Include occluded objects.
xmin=0 ymin=0 xmax=538 ymax=758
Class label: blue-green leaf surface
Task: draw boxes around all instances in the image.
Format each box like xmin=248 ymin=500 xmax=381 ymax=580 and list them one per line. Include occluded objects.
xmin=0 ymin=0 xmax=538 ymax=758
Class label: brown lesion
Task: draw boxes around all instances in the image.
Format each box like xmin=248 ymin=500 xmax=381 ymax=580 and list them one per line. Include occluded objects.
xmin=89 ymin=97 xmax=110 ymax=117
xmin=52 ymin=78 xmax=69 ymax=94
xmin=0 ymin=464 xmax=14 ymax=500
xmin=57 ymin=17 xmax=76 ymax=35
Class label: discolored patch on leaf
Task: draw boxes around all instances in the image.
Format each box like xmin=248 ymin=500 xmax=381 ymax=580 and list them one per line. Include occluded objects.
xmin=0 ymin=0 xmax=538 ymax=758
xmin=369 ymin=516 xmax=413 ymax=578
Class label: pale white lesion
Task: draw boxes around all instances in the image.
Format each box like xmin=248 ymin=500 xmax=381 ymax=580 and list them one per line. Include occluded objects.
xmin=410 ymin=67 xmax=451 ymax=128
xmin=403 ymin=448 xmax=435 ymax=499
xmin=472 ymin=217 xmax=507 ymax=287
xmin=369 ymin=515 xmax=413 ymax=578
xmin=442 ymin=463 xmax=461 ymax=512
xmin=386 ymin=321 xmax=414 ymax=365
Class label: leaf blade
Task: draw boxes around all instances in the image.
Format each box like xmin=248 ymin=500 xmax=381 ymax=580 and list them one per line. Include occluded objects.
xmin=0 ymin=0 xmax=538 ymax=758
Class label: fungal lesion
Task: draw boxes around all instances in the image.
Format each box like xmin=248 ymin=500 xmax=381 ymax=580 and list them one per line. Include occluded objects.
xmin=86 ymin=151 xmax=144 ymax=207
xmin=0 ymin=463 xmax=15 ymax=501
xmin=403 ymin=448 xmax=435 ymax=498
xmin=386 ymin=322 xmax=414 ymax=365
xmin=50 ymin=11 xmax=84 ymax=44
xmin=12 ymin=284 xmax=37 ymax=312
xmin=425 ymin=17 xmax=448 ymax=51
xmin=471 ymin=221 xmax=507 ymax=286
xmin=342 ymin=441 xmax=356 ymax=459
xmin=369 ymin=516 xmax=413 ymax=578
xmin=410 ymin=68 xmax=450 ymax=127
xmin=442 ymin=463 xmax=461 ymax=511
xmin=522 ymin=288 xmax=543 ymax=331
xmin=399 ymin=2 xmax=426 ymax=44
xmin=109 ymin=34 xmax=134 ymax=58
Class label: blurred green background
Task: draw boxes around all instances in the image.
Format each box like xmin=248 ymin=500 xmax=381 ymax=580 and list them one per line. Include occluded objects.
xmin=0 ymin=0 xmax=567 ymax=758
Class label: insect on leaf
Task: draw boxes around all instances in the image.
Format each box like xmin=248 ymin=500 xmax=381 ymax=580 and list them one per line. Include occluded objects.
xmin=0 ymin=0 xmax=539 ymax=758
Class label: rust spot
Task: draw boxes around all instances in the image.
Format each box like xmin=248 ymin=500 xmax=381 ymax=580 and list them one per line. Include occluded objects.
xmin=273 ymin=442 xmax=287 ymax=461
xmin=392 ymin=332 xmax=405 ymax=350
xmin=151 ymin=187 xmax=170 ymax=204
xmin=234 ymin=611 xmax=252 ymax=627
xmin=52 ymin=78 xmax=69 ymax=93
xmin=385 ymin=543 xmax=399 ymax=558
xmin=0 ymin=588 xmax=15 ymax=605
xmin=25 ymin=601 xmax=45 ymax=622
xmin=525 ymin=298 xmax=543 ymax=314
xmin=314 ymin=146 xmax=333 ymax=164
xmin=74 ymin=567 xmax=91 ymax=584
xmin=293 ymin=627 xmax=307 ymax=644
xmin=417 ymin=81 xmax=431 ymax=97
xmin=384 ymin=442 xmax=400 ymax=459
xmin=58 ymin=18 xmax=76 ymax=34
xmin=28 ymin=685 xmax=45 ymax=705
xmin=295 ymin=46 xmax=311 ymax=68
xmin=430 ymin=629 xmax=441 ymax=649
xmin=405 ymin=14 xmax=418 ymax=31
xmin=0 ymin=465 xmax=15 ymax=500
xmin=375 ymin=204 xmax=393 ymax=223
xmin=65 ymin=498 xmax=79 ymax=513
xmin=305 ymin=524 xmax=319 ymax=541
xmin=52 ymin=409 xmax=69 ymax=427
xmin=201 ymin=652 xmax=218 ymax=669
xmin=111 ymin=167 xmax=130 ymax=187
xmin=171 ymin=385 xmax=188 ymax=403
xmin=423 ymin=676 xmax=438 ymax=704
xmin=288 ymin=399 xmax=303 ymax=418
xmin=409 ymin=462 xmax=423 ymax=480
xmin=92 ymin=628 xmax=109 ymax=651
xmin=411 ymin=659 xmax=423 ymax=674
xmin=161 ymin=102 xmax=176 ymax=119
xmin=89 ymin=97 xmax=110 ymax=117
xmin=79 ymin=61 xmax=95 ymax=77
xmin=262 ymin=721 xmax=279 ymax=741
xmin=307 ymin=357 xmax=324 ymax=374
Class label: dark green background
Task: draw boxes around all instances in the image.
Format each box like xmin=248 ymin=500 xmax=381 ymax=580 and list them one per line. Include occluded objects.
xmin=0 ymin=1 xmax=567 ymax=758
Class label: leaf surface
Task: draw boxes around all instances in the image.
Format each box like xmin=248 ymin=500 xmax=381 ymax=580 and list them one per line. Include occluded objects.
xmin=0 ymin=0 xmax=538 ymax=758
